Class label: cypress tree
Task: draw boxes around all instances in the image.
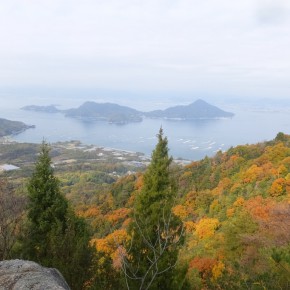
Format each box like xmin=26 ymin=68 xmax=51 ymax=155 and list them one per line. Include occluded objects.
xmin=22 ymin=141 xmax=95 ymax=289
xmin=24 ymin=141 xmax=68 ymax=262
xmin=123 ymin=128 xmax=183 ymax=290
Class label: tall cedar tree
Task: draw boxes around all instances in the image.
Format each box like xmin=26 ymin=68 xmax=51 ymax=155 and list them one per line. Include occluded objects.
xmin=22 ymin=142 xmax=95 ymax=290
xmin=124 ymin=128 xmax=183 ymax=290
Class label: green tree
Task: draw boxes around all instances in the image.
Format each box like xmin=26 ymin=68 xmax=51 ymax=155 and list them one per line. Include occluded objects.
xmin=24 ymin=142 xmax=68 ymax=261
xmin=22 ymin=142 xmax=95 ymax=289
xmin=122 ymin=128 xmax=184 ymax=290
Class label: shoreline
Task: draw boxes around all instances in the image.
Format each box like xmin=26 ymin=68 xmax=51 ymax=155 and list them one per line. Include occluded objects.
xmin=0 ymin=136 xmax=192 ymax=165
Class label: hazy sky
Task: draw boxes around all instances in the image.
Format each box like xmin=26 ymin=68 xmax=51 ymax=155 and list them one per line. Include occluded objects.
xmin=1 ymin=0 xmax=290 ymax=100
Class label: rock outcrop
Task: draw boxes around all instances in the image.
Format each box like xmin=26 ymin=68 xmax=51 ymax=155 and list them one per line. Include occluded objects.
xmin=0 ymin=260 xmax=70 ymax=290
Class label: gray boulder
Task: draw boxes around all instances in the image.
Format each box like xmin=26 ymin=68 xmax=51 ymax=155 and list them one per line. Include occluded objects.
xmin=0 ymin=260 xmax=70 ymax=290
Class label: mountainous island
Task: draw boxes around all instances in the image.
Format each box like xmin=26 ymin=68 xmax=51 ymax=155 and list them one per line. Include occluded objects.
xmin=64 ymin=101 xmax=142 ymax=123
xmin=66 ymin=99 xmax=234 ymax=122
xmin=145 ymin=99 xmax=234 ymax=119
xmin=23 ymin=99 xmax=234 ymax=124
xmin=0 ymin=99 xmax=233 ymax=139
xmin=0 ymin=118 xmax=34 ymax=137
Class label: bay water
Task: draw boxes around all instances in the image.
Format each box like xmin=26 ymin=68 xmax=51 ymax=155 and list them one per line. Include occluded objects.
xmin=0 ymin=97 xmax=289 ymax=160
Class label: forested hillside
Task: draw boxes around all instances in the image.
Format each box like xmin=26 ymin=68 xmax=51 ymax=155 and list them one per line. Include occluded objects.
xmin=1 ymin=132 xmax=289 ymax=289
xmin=80 ymin=132 xmax=290 ymax=289
xmin=0 ymin=118 xmax=34 ymax=137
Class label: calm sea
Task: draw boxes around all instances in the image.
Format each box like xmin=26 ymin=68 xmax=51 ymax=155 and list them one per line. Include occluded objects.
xmin=0 ymin=98 xmax=289 ymax=160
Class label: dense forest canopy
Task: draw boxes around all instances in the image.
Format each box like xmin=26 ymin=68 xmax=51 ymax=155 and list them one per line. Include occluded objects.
xmin=0 ymin=132 xmax=289 ymax=289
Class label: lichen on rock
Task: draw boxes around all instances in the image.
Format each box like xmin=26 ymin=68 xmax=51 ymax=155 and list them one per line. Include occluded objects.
xmin=0 ymin=260 xmax=70 ymax=290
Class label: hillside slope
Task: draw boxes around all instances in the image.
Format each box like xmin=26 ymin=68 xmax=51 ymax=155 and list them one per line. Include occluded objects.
xmin=84 ymin=132 xmax=290 ymax=289
xmin=0 ymin=118 xmax=34 ymax=137
xmin=2 ymin=132 xmax=289 ymax=289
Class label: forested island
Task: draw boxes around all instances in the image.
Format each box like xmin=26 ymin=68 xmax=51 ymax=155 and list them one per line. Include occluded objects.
xmin=1 ymin=131 xmax=289 ymax=289
xmin=64 ymin=102 xmax=143 ymax=123
xmin=21 ymin=99 xmax=234 ymax=124
xmin=145 ymin=99 xmax=234 ymax=119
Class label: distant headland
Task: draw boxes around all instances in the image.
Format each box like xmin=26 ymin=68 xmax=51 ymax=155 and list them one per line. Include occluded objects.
xmin=0 ymin=118 xmax=35 ymax=137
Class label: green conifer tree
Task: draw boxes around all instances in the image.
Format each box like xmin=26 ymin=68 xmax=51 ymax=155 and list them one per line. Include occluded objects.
xmin=22 ymin=141 xmax=95 ymax=289
xmin=24 ymin=142 xmax=68 ymax=262
xmin=123 ymin=128 xmax=184 ymax=290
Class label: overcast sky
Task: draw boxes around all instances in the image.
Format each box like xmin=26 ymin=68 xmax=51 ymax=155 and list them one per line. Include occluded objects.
xmin=1 ymin=0 xmax=290 ymax=100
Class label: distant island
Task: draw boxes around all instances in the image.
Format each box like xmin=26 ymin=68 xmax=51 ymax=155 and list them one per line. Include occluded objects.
xmin=0 ymin=118 xmax=35 ymax=137
xmin=21 ymin=99 xmax=234 ymax=123
xmin=64 ymin=102 xmax=143 ymax=124
xmin=145 ymin=99 xmax=234 ymax=119
xmin=21 ymin=105 xmax=60 ymax=113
